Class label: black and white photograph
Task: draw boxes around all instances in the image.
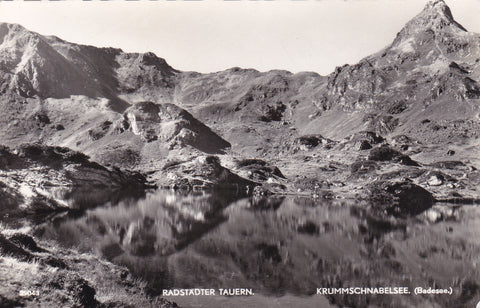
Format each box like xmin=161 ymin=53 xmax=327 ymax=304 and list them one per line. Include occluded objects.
xmin=0 ymin=0 xmax=479 ymax=307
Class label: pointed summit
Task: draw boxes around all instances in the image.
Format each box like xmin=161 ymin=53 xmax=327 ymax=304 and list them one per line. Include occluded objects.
xmin=389 ymin=0 xmax=470 ymax=52
xmin=409 ymin=0 xmax=467 ymax=32
xmin=0 ymin=22 xmax=37 ymax=47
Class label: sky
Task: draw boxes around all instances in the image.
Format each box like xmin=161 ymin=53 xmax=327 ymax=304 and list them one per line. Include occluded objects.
xmin=0 ymin=0 xmax=479 ymax=75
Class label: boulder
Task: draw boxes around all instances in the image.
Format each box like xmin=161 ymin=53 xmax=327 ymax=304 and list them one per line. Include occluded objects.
xmin=292 ymin=134 xmax=336 ymax=151
xmin=421 ymin=170 xmax=456 ymax=187
xmin=163 ymin=155 xmax=256 ymax=191
xmin=337 ymin=131 xmax=384 ymax=151
xmin=0 ymin=234 xmax=34 ymax=261
xmin=350 ymin=160 xmax=379 ymax=175
xmin=429 ymin=160 xmax=467 ymax=169
xmin=367 ymin=180 xmax=435 ymax=217
xmin=390 ymin=135 xmax=420 ymax=151
xmin=368 ymin=144 xmax=419 ymax=166
xmin=236 ymin=158 xmax=285 ymax=182
xmin=9 ymin=234 xmax=47 ymax=253
xmin=122 ymin=101 xmax=231 ymax=154
xmin=427 ymin=175 xmax=444 ymax=186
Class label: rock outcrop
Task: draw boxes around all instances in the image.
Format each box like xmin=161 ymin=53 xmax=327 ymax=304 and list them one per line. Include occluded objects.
xmin=160 ymin=155 xmax=255 ymax=191
xmin=337 ymin=131 xmax=385 ymax=151
xmin=366 ymin=180 xmax=435 ymax=217
xmin=0 ymin=144 xmax=147 ymax=216
xmin=120 ymin=101 xmax=231 ymax=154
xmin=368 ymin=144 xmax=419 ymax=166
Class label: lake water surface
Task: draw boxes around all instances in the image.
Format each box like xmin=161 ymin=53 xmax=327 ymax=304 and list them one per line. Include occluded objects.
xmin=33 ymin=189 xmax=480 ymax=307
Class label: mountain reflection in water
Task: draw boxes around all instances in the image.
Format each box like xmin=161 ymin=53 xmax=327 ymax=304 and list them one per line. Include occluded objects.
xmin=34 ymin=190 xmax=480 ymax=308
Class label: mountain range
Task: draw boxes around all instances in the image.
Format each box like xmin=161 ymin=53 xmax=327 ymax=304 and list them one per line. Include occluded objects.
xmin=0 ymin=0 xmax=479 ymax=196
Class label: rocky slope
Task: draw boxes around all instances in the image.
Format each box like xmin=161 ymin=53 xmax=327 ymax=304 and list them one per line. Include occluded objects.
xmin=302 ymin=0 xmax=480 ymax=143
xmin=0 ymin=231 xmax=176 ymax=307
xmin=0 ymin=0 xmax=478 ymax=204
xmin=1 ymin=2 xmax=479 ymax=164
xmin=0 ymin=144 xmax=148 ymax=221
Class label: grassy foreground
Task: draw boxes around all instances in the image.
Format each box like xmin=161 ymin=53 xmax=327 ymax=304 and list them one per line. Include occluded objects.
xmin=0 ymin=224 xmax=176 ymax=308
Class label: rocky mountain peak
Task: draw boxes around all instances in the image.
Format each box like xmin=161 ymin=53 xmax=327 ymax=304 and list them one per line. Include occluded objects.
xmin=386 ymin=0 xmax=473 ymax=60
xmin=421 ymin=0 xmax=466 ymax=30
xmin=397 ymin=0 xmax=467 ymax=38
xmin=0 ymin=22 xmax=25 ymax=38
xmin=424 ymin=0 xmax=453 ymax=16
xmin=0 ymin=23 xmax=39 ymax=56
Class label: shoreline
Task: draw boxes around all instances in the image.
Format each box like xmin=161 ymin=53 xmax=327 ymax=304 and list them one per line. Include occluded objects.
xmin=0 ymin=226 xmax=177 ymax=308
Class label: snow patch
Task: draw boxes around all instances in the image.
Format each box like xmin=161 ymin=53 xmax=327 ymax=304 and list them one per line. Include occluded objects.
xmin=19 ymin=184 xmax=35 ymax=198
xmin=424 ymin=59 xmax=449 ymax=74
xmin=395 ymin=38 xmax=416 ymax=54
